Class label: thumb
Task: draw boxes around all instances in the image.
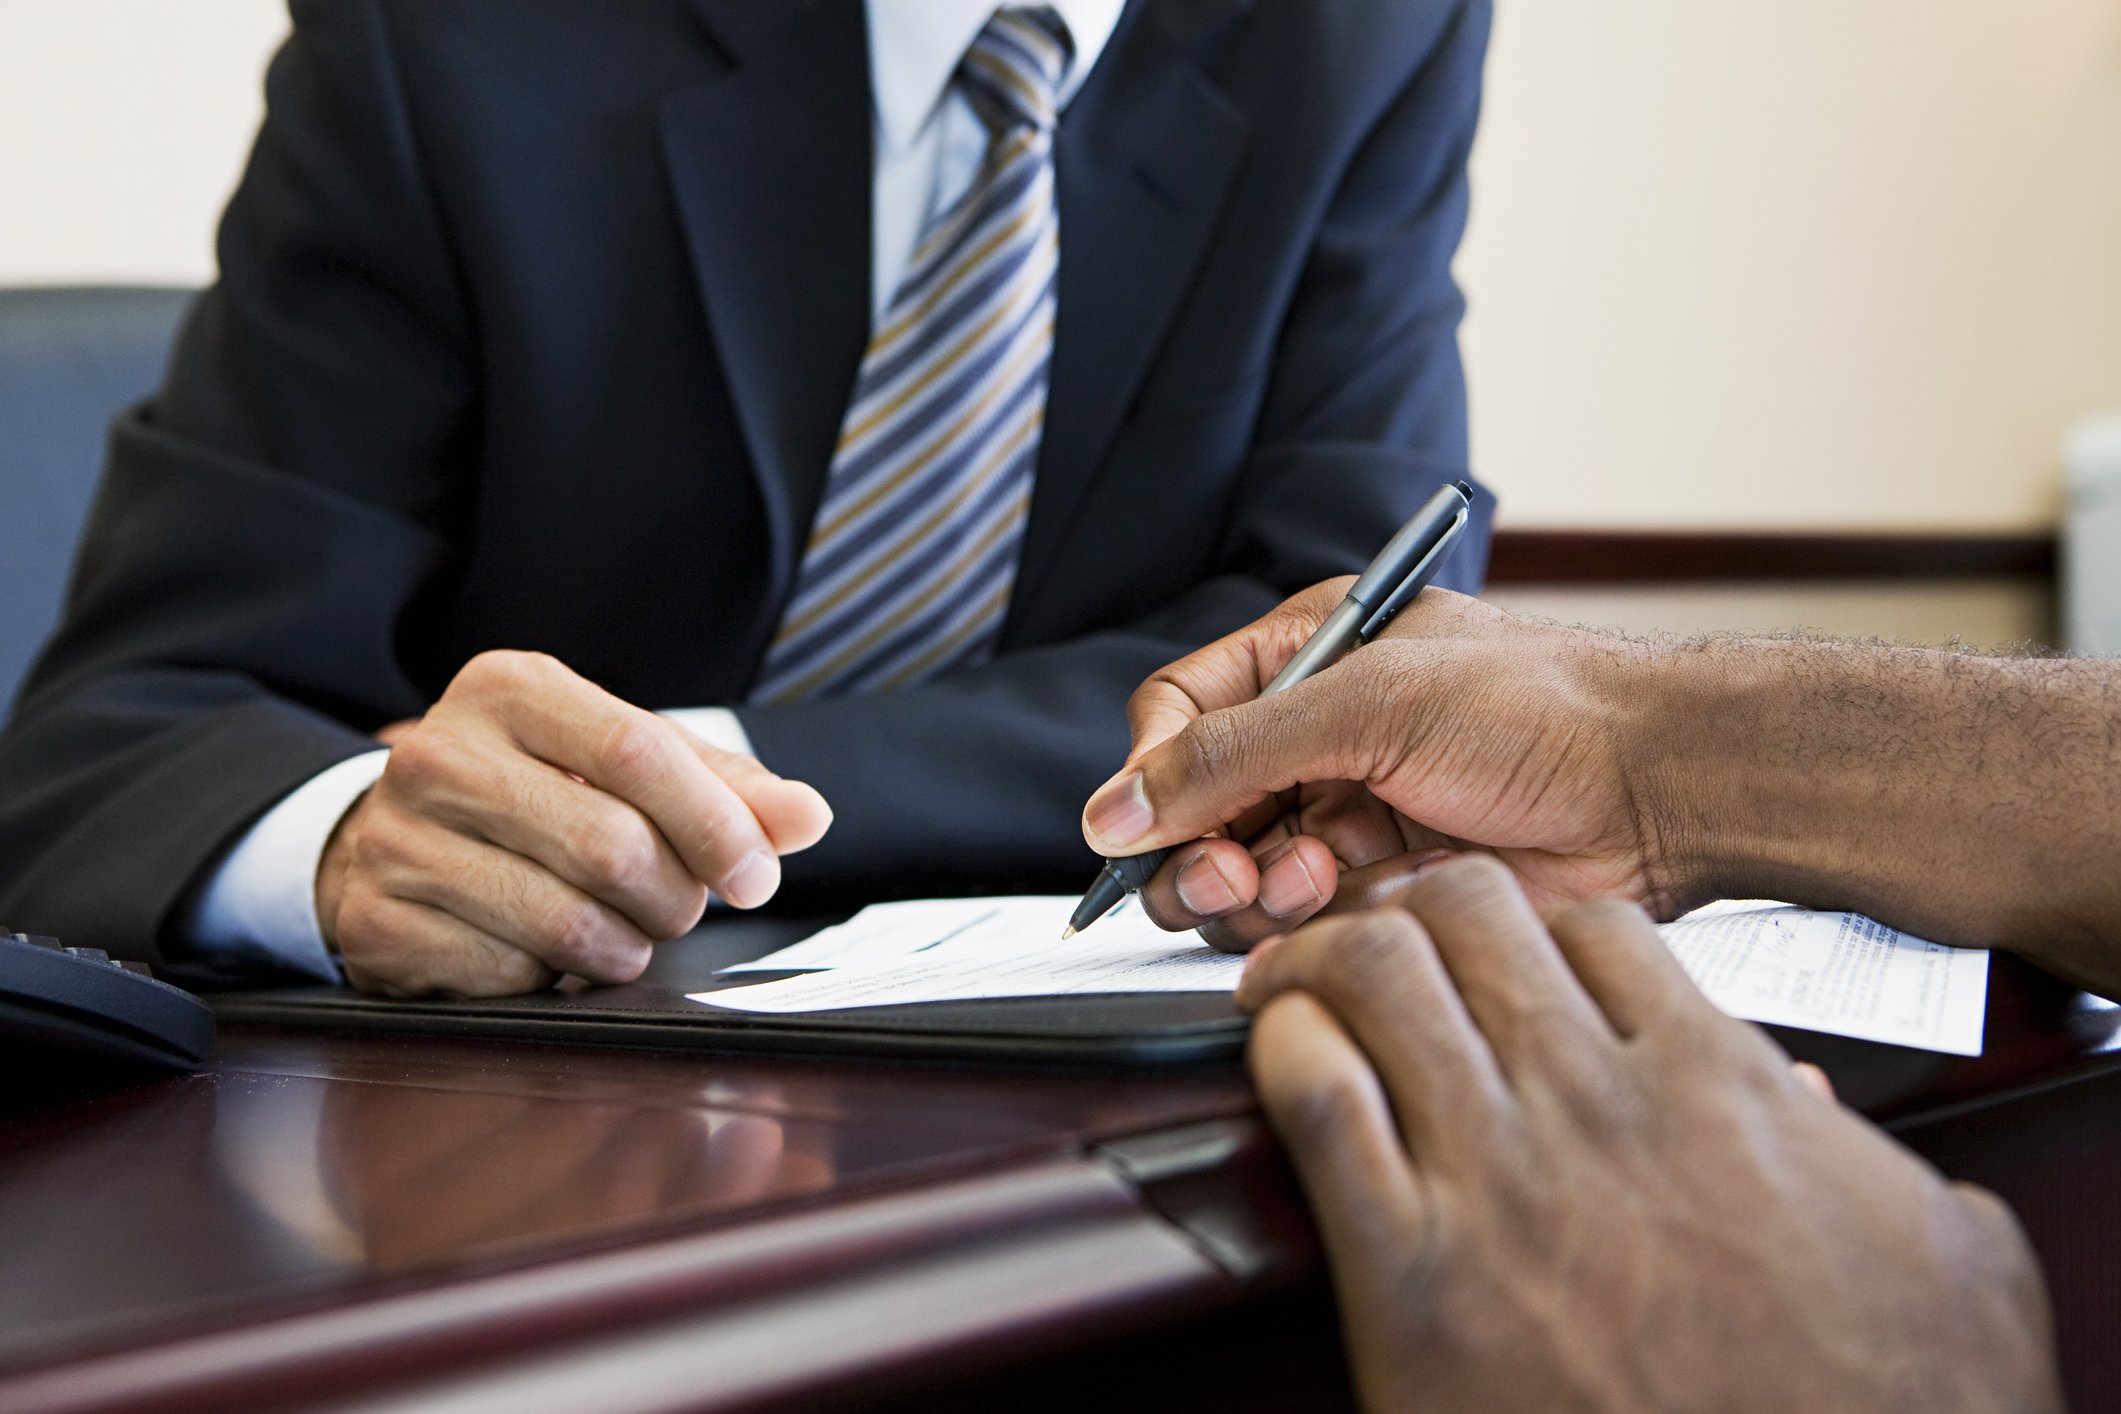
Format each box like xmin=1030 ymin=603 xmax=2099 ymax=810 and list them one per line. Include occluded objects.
xmin=1121 ymin=578 xmax=1357 ymax=770
xmin=1083 ymin=670 xmax=1394 ymax=855
xmin=687 ymin=737 xmax=834 ymax=855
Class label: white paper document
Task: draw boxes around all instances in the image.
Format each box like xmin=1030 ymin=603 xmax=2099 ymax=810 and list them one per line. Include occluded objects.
xmin=1659 ymin=901 xmax=1989 ymax=1056
xmin=690 ymin=894 xmax=1989 ymax=1055
xmin=693 ymin=895 xmax=1244 ymax=1012
xmin=715 ymin=897 xmax=1011 ymax=974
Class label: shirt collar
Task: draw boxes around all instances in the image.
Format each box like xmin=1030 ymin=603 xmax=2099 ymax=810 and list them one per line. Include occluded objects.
xmin=866 ymin=0 xmax=1128 ymax=156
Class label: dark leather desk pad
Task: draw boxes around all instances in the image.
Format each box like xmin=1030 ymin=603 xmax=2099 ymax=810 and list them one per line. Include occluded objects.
xmin=208 ymin=913 xmax=1249 ymax=1067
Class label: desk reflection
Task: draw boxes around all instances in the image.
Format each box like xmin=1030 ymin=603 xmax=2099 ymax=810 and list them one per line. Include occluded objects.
xmin=217 ymin=1072 xmax=834 ymax=1274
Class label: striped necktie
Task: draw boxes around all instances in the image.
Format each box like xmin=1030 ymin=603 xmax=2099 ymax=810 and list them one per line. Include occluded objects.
xmin=750 ymin=8 xmax=1073 ymax=705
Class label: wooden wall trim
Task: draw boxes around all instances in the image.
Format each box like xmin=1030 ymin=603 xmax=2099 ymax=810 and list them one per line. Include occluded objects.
xmin=1486 ymin=531 xmax=2058 ymax=585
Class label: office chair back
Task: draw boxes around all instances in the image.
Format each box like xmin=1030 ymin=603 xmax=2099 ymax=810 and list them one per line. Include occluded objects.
xmin=0 ymin=286 xmax=194 ymax=718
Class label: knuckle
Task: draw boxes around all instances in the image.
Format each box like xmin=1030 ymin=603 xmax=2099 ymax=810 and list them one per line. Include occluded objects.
xmin=1423 ymin=852 xmax=1518 ymax=904
xmin=635 ymin=871 xmax=699 ymax=937
xmin=1646 ymin=996 xmax=1758 ymax=1076
xmin=344 ymin=817 xmax=395 ymax=873
xmin=1646 ymin=1009 xmax=1740 ymax=1077
xmin=686 ymin=796 xmax=761 ymax=870
xmin=331 ymin=892 xmax=440 ymax=995
xmin=1702 ymin=1007 xmax=1787 ymax=1076
xmin=340 ymin=964 xmax=399 ymax=999
xmin=437 ymin=934 xmax=558 ymax=999
xmin=1268 ymin=1067 xmax=1372 ymax=1150
xmin=597 ymin=715 xmax=669 ymax=780
xmin=569 ymin=813 xmax=703 ymax=939
xmin=455 ymin=649 xmax=515 ymax=694
xmin=1942 ymin=1183 xmax=2049 ymax=1307
xmin=459 ymin=648 xmax=555 ymax=696
xmin=1254 ymin=1037 xmax=1375 ymax=1152
xmin=493 ymin=945 xmax=558 ymax=994
xmin=381 ymin=726 xmax=453 ymax=793
xmin=572 ymin=810 xmax=658 ymax=898
xmin=1400 ymin=854 xmax=1522 ymax=929
xmin=1123 ymin=681 xmax=1152 ymax=721
xmin=331 ymin=887 xmax=390 ymax=957
xmin=1178 ymin=709 xmax=1246 ymax=786
xmin=1317 ymin=908 xmax=1423 ymax=990
xmin=655 ymin=883 xmax=712 ymax=940
xmin=1952 ymin=1181 xmax=2029 ymax=1248
xmin=541 ymin=896 xmax=615 ymax=969
xmin=344 ymin=836 xmax=415 ymax=895
xmin=1125 ymin=674 xmax=1173 ymax=727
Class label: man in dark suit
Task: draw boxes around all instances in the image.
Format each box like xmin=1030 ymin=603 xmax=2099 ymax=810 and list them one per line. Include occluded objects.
xmin=0 ymin=0 xmax=1492 ymax=996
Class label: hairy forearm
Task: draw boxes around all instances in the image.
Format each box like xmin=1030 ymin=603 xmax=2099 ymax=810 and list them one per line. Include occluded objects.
xmin=1634 ymin=639 xmax=2121 ymax=994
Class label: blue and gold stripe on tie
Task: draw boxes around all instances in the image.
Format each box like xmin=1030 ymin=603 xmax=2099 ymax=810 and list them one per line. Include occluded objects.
xmin=751 ymin=8 xmax=1073 ymax=705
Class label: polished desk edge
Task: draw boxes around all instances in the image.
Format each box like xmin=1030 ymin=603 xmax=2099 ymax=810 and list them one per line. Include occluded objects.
xmin=333 ymin=1197 xmax=1227 ymax=1414
xmin=1879 ymin=1049 xmax=2121 ymax=1135
xmin=1 ymin=1149 xmax=1257 ymax=1414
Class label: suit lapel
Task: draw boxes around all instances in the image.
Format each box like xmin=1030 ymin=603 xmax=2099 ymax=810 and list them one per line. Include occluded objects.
xmin=661 ymin=0 xmax=873 ymax=606
xmin=1015 ymin=0 xmax=1253 ymax=611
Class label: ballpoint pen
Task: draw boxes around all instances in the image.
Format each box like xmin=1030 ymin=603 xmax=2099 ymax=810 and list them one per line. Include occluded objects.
xmin=1063 ymin=479 xmax=1478 ymax=939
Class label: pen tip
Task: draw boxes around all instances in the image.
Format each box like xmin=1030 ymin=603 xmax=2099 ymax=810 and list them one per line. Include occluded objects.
xmin=1060 ymin=926 xmax=1077 ymax=940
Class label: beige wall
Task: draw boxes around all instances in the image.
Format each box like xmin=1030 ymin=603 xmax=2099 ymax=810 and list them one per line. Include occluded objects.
xmin=5 ymin=0 xmax=2119 ymax=546
xmin=0 ymin=0 xmax=287 ymax=286
xmin=1460 ymin=0 xmax=2121 ymax=532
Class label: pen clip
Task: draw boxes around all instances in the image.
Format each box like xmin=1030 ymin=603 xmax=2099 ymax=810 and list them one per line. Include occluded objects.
xmin=1357 ymin=508 xmax=1467 ymax=641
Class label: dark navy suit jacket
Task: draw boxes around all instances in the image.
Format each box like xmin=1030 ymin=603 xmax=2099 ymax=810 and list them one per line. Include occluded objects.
xmin=0 ymin=0 xmax=1492 ymax=962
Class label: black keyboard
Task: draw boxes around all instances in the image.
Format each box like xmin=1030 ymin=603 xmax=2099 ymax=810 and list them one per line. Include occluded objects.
xmin=0 ymin=928 xmax=214 ymax=1070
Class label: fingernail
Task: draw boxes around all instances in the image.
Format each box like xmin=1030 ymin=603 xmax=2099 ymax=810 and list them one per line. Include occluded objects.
xmin=1258 ymin=842 xmax=1324 ymax=919
xmin=1084 ymin=772 xmax=1154 ymax=849
xmin=720 ymin=849 xmax=779 ymax=909
xmin=1175 ymin=850 xmax=1242 ymax=917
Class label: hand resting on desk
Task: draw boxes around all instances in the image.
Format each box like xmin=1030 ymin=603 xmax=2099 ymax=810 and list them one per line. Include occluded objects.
xmin=317 ymin=651 xmax=830 ymax=997
xmin=1239 ymin=857 xmax=2060 ymax=1413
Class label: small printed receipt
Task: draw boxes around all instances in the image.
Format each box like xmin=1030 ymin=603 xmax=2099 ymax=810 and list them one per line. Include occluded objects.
xmin=1659 ymin=901 xmax=1988 ymax=1056
xmin=690 ymin=894 xmax=1989 ymax=1055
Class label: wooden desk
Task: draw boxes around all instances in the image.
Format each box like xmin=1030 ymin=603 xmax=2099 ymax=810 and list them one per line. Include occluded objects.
xmin=3 ymin=954 xmax=2117 ymax=1413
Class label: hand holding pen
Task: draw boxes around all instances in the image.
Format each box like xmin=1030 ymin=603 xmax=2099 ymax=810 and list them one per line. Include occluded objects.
xmin=1068 ymin=481 xmax=1476 ymax=946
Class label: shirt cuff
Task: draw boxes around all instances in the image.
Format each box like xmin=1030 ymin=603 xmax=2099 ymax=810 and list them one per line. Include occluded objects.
xmin=182 ymin=750 xmax=391 ymax=982
xmin=662 ymin=707 xmax=756 ymax=761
